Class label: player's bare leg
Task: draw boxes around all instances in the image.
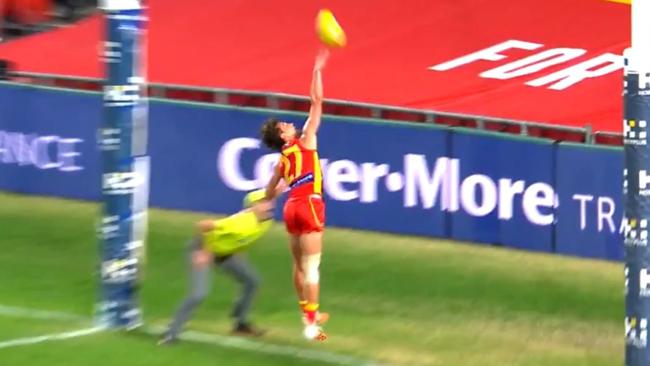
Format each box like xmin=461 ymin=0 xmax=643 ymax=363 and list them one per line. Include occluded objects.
xmin=300 ymin=232 xmax=321 ymax=308
xmin=291 ymin=234 xmax=328 ymax=327
xmin=289 ymin=235 xmax=306 ymax=307
xmin=300 ymin=231 xmax=327 ymax=340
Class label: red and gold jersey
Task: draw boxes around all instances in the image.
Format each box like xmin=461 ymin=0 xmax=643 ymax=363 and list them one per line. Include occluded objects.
xmin=279 ymin=139 xmax=323 ymax=198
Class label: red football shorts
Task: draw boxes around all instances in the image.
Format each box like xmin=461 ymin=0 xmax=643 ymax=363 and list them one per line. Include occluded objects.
xmin=283 ymin=195 xmax=325 ymax=235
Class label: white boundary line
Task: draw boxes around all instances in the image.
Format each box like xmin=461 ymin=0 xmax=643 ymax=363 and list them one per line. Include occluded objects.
xmin=0 ymin=327 xmax=104 ymax=350
xmin=0 ymin=304 xmax=391 ymax=366
xmin=0 ymin=305 xmax=88 ymax=322
xmin=146 ymin=326 xmax=385 ymax=366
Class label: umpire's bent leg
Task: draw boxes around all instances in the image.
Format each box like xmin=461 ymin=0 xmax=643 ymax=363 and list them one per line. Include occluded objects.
xmin=166 ymin=237 xmax=212 ymax=338
xmin=220 ymin=254 xmax=260 ymax=326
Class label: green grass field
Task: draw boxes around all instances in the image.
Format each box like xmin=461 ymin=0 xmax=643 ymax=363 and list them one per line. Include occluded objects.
xmin=0 ymin=192 xmax=623 ymax=366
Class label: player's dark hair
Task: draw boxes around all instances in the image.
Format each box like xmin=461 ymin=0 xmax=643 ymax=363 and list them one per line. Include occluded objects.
xmin=260 ymin=117 xmax=285 ymax=151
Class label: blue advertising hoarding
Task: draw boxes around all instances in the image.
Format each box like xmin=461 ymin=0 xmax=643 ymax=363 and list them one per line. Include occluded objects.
xmin=0 ymin=86 xmax=101 ymax=199
xmin=0 ymin=83 xmax=625 ymax=262
xmin=555 ymin=143 xmax=623 ymax=260
xmin=149 ymin=102 xmax=449 ymax=237
xmin=449 ymin=130 xmax=555 ymax=252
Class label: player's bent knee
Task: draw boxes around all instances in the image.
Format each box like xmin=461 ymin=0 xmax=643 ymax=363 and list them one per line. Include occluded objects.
xmin=301 ymin=253 xmax=321 ymax=284
xmin=293 ymin=261 xmax=304 ymax=274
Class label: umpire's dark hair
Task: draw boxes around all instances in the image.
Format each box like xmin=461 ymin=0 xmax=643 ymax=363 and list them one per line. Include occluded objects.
xmin=260 ymin=117 xmax=285 ymax=151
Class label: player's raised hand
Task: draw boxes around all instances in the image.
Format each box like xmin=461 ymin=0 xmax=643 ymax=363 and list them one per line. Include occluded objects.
xmin=314 ymin=48 xmax=330 ymax=72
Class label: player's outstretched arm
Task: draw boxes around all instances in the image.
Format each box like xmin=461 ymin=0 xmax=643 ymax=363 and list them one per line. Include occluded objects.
xmin=265 ymin=163 xmax=283 ymax=200
xmin=301 ymin=48 xmax=330 ymax=150
xmin=274 ymin=180 xmax=288 ymax=197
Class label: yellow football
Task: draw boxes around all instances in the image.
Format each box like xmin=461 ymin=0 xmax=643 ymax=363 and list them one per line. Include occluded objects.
xmin=315 ymin=9 xmax=347 ymax=48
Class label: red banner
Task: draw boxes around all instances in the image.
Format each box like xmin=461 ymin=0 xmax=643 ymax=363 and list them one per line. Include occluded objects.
xmin=0 ymin=0 xmax=630 ymax=132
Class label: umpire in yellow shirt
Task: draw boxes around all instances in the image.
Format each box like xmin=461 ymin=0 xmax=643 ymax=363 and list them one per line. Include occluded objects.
xmin=160 ymin=189 xmax=274 ymax=344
